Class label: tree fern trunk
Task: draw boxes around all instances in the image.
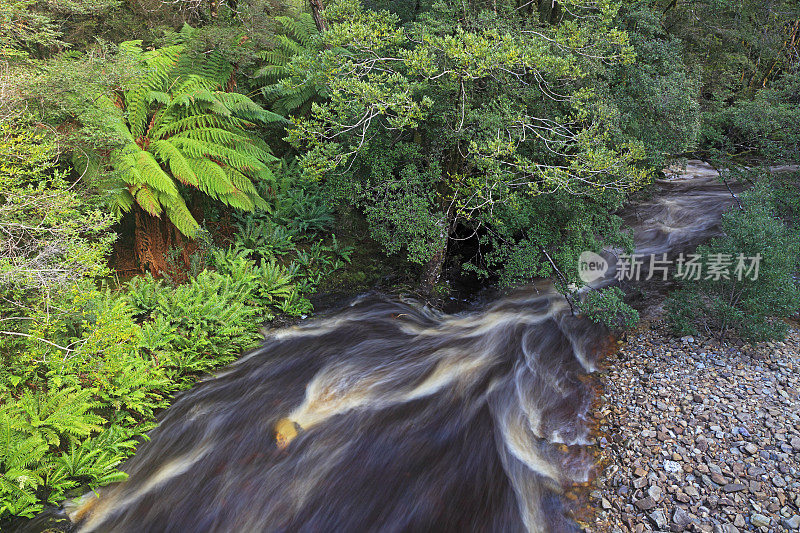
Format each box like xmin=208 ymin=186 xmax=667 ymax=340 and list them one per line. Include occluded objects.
xmin=134 ymin=208 xmax=185 ymax=276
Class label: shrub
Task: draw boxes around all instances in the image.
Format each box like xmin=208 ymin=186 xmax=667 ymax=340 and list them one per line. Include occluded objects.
xmin=666 ymin=185 xmax=800 ymax=341
xmin=577 ymin=286 xmax=640 ymax=330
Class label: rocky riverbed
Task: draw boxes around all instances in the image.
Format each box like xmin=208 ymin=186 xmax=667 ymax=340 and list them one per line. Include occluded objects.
xmin=592 ymin=321 xmax=800 ymax=532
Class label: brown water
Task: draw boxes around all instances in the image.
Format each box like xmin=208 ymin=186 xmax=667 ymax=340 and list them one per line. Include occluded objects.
xmin=57 ymin=161 xmax=780 ymax=533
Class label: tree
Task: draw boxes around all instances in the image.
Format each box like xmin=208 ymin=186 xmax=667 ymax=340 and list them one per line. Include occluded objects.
xmin=286 ymin=0 xmax=650 ymax=291
xmin=662 ymin=0 xmax=800 ymax=110
xmin=605 ymin=3 xmax=700 ymax=168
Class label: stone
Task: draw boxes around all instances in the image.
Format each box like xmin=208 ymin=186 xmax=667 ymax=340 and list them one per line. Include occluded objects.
xmin=721 ymin=483 xmax=747 ymax=493
xmin=650 ymin=508 xmax=668 ymax=530
xmin=750 ymin=513 xmax=771 ymax=528
xmin=635 ymin=496 xmax=656 ymax=511
xmin=648 ymin=485 xmax=663 ymax=503
xmin=664 ymin=460 xmax=682 ymax=474
xmin=672 ymin=507 xmax=694 ymax=529
xmin=744 ymin=443 xmax=758 ymax=455
xmin=781 ymin=515 xmax=800 ymax=530
xmin=711 ymin=473 xmax=728 ymax=485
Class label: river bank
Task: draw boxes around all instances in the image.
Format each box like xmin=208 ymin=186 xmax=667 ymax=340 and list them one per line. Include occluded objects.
xmin=592 ymin=320 xmax=800 ymax=532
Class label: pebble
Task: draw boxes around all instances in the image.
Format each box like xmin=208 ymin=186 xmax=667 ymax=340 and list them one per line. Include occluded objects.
xmin=751 ymin=513 xmax=771 ymax=527
xmin=592 ymin=324 xmax=800 ymax=533
xmin=635 ymin=496 xmax=657 ymax=511
xmin=650 ymin=508 xmax=668 ymax=529
xmin=781 ymin=515 xmax=800 ymax=530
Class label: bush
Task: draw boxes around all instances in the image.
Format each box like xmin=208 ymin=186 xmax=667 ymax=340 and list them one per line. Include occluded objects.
xmin=666 ymin=184 xmax=800 ymax=341
xmin=0 ymin=122 xmax=324 ymax=519
xmin=0 ymin=250 xmax=323 ymax=520
xmin=577 ymin=286 xmax=640 ymax=330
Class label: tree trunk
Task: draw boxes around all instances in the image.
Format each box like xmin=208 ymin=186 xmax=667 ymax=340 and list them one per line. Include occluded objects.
xmin=134 ymin=208 xmax=187 ymax=276
xmin=309 ymin=0 xmax=328 ymax=33
xmin=419 ymin=214 xmax=450 ymax=295
xmin=420 ymin=243 xmax=446 ymax=296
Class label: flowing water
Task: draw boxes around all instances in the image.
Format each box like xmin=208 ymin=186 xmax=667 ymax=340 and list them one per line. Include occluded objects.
xmin=54 ymin=161 xmax=783 ymax=532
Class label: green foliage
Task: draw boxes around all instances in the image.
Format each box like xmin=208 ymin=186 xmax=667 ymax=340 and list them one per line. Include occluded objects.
xmin=703 ymin=71 xmax=800 ymax=161
xmin=666 ymin=183 xmax=800 ymax=341
xmin=663 ymin=0 xmax=800 ymax=109
xmin=577 ymin=286 xmax=639 ymax=330
xmin=224 ymin=157 xmax=349 ymax=299
xmin=0 ymin=388 xmax=134 ymax=518
xmin=256 ymin=13 xmax=331 ymax=116
xmin=233 ymin=218 xmax=296 ymax=257
xmin=0 ymin=118 xmax=116 ymax=292
xmin=607 ymin=4 xmax=700 ymax=167
xmin=0 ymin=0 xmax=62 ymax=59
xmin=285 ymin=0 xmax=650 ymax=284
xmin=128 ymin=271 xmax=260 ymax=379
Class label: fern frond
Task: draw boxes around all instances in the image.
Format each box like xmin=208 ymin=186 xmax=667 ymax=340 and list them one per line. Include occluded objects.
xmin=133 ymin=185 xmax=162 ymax=216
xmin=162 ymin=197 xmax=200 ymax=237
xmin=135 ymin=150 xmax=179 ymax=198
xmin=185 ymin=158 xmax=236 ymax=198
xmin=150 ymin=140 xmax=199 ymax=187
xmin=152 ymin=114 xmax=251 ymax=139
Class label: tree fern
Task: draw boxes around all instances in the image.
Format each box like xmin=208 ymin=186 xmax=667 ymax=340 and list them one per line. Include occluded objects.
xmin=104 ymin=30 xmax=283 ymax=238
xmin=256 ymin=13 xmax=332 ymax=116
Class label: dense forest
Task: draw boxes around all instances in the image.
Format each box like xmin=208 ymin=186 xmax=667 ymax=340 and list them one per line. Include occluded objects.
xmin=1 ymin=0 xmax=799 ymax=523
